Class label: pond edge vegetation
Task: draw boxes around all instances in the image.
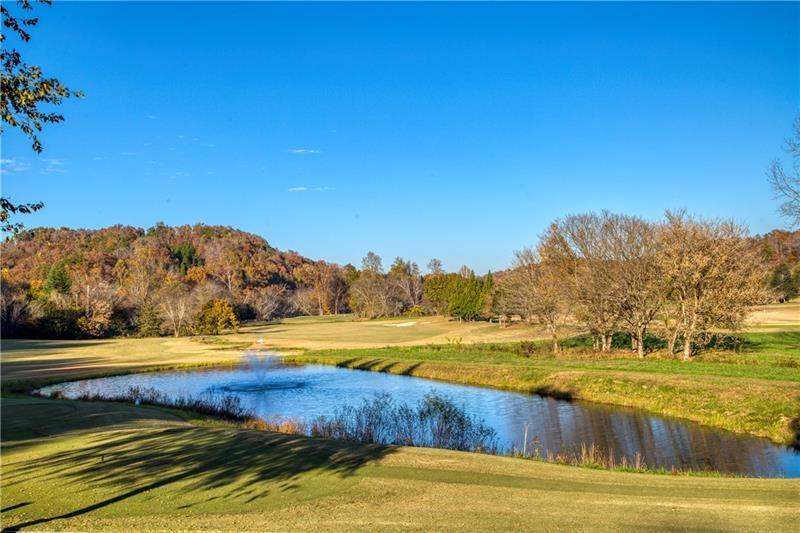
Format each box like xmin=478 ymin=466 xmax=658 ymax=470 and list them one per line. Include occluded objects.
xmin=36 ymin=384 xmax=749 ymax=478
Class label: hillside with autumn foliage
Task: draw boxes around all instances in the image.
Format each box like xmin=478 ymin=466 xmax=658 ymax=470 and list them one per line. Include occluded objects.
xmin=0 ymin=224 xmax=314 ymax=338
xmin=1 ymin=222 xmax=798 ymax=341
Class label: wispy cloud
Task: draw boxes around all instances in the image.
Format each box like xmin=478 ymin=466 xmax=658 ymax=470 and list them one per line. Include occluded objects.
xmin=0 ymin=157 xmax=30 ymax=174
xmin=288 ymin=148 xmax=320 ymax=154
xmin=43 ymin=158 xmax=66 ymax=173
xmin=288 ymin=186 xmax=335 ymax=192
xmin=145 ymin=114 xmax=158 ymax=120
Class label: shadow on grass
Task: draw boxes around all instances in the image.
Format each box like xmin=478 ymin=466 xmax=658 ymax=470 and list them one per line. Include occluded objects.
xmin=1 ymin=355 xmax=140 ymax=394
xmin=532 ymin=385 xmax=575 ymax=401
xmin=0 ymin=339 xmax=113 ymax=352
xmin=791 ymin=415 xmax=800 ymax=451
xmin=334 ymin=358 xmax=423 ymax=377
xmin=739 ymin=331 xmax=800 ymax=354
xmin=335 ymin=358 xmax=386 ymax=371
xmin=0 ymin=503 xmax=30 ymax=514
xmin=2 ymin=423 xmax=393 ymax=531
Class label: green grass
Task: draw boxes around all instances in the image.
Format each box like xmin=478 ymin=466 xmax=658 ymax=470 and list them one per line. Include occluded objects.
xmin=2 ymin=312 xmax=800 ymax=529
xmin=2 ymin=397 xmax=798 ymax=531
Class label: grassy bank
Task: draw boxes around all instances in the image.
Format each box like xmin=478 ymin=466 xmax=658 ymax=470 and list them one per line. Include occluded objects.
xmin=2 ymin=309 xmax=799 ymax=529
xmin=290 ymin=333 xmax=800 ymax=445
xmin=3 ymin=314 xmax=799 ymax=444
xmin=2 ymin=397 xmax=798 ymax=531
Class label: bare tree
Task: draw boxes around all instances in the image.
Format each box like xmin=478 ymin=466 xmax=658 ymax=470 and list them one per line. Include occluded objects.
xmin=204 ymin=240 xmax=244 ymax=297
xmin=768 ymin=116 xmax=800 ymax=226
xmin=427 ymin=258 xmax=444 ymax=275
xmin=290 ymin=286 xmax=319 ymax=316
xmin=249 ymin=285 xmax=287 ymax=321
xmin=116 ymin=241 xmax=169 ymax=310
xmin=328 ymin=273 xmax=349 ymax=315
xmin=361 ymin=251 xmax=383 ymax=274
xmin=497 ymin=249 xmax=568 ymax=353
xmin=295 ymin=262 xmax=348 ymax=315
xmin=539 ymin=214 xmax=619 ymax=352
xmin=158 ymin=283 xmax=195 ymax=337
xmin=70 ymin=269 xmax=116 ymax=337
xmin=658 ymin=211 xmax=769 ymax=360
xmin=389 ymin=257 xmax=423 ymax=310
xmin=605 ymin=214 xmax=662 ymax=357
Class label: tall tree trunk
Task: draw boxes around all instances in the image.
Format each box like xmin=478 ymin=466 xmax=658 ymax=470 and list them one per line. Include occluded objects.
xmin=637 ymin=326 xmax=645 ymax=358
xmin=682 ymin=333 xmax=693 ymax=361
xmin=667 ymin=329 xmax=679 ymax=355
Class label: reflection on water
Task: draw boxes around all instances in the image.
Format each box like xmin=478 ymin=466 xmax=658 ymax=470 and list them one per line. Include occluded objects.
xmin=39 ymin=355 xmax=800 ymax=477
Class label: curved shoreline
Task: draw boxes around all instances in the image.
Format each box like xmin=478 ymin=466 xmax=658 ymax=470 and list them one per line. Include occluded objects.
xmin=284 ymin=352 xmax=800 ymax=447
xmin=4 ymin=345 xmax=798 ymax=449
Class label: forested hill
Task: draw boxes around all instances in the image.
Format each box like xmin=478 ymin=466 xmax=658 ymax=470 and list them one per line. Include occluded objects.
xmin=0 ymin=224 xmax=315 ymax=338
xmin=1 ymin=223 xmax=311 ymax=289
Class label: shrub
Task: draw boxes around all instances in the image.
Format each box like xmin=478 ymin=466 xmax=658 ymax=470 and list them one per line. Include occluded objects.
xmin=71 ymin=386 xmax=253 ymax=421
xmin=194 ymin=299 xmax=238 ymax=335
xmin=309 ymin=392 xmax=498 ymax=453
xmin=404 ymin=305 xmax=425 ymax=317
xmin=518 ymin=340 xmax=540 ymax=357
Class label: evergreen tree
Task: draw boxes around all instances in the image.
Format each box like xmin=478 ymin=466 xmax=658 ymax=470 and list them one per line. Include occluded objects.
xmin=137 ymin=302 xmax=163 ymax=337
xmin=770 ymin=263 xmax=800 ymax=302
xmin=43 ymin=261 xmax=71 ymax=296
xmin=171 ymin=243 xmax=203 ymax=276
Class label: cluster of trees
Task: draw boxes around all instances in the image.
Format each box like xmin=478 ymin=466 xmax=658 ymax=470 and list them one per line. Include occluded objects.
xmin=0 ymin=224 xmax=497 ymax=338
xmin=0 ymin=224 xmax=311 ymax=338
xmin=756 ymin=229 xmax=800 ymax=303
xmin=495 ymin=211 xmax=772 ymax=359
xmin=347 ymin=254 xmax=493 ymax=320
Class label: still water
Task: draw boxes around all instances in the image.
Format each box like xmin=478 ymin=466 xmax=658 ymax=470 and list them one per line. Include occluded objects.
xmin=39 ymin=355 xmax=800 ymax=477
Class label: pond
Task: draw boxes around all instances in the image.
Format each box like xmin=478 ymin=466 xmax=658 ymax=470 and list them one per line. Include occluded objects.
xmin=38 ymin=355 xmax=800 ymax=478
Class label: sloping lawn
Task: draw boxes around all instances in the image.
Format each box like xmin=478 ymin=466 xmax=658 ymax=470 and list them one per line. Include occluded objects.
xmin=2 ymin=398 xmax=798 ymax=531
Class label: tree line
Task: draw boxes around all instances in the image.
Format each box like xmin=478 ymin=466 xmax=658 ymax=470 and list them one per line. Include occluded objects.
xmin=0 ymin=216 xmax=797 ymax=359
xmin=0 ymin=223 xmax=493 ymax=338
xmin=495 ymin=210 xmax=775 ymax=359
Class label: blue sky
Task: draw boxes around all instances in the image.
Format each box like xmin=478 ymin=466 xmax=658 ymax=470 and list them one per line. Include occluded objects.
xmin=2 ymin=2 xmax=798 ymax=272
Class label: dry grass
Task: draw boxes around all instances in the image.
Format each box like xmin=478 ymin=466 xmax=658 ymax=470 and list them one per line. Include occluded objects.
xmin=747 ymin=301 xmax=800 ymax=331
xmin=235 ymin=315 xmax=560 ymax=349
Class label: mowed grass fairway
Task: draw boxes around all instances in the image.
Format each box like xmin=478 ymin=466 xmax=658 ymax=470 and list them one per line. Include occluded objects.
xmin=2 ymin=398 xmax=799 ymax=531
xmin=1 ymin=315 xmax=553 ymax=385
xmin=3 ymin=302 xmax=795 ymax=385
xmin=235 ymin=314 xmax=557 ymax=349
xmin=1 ymin=302 xmax=799 ymax=530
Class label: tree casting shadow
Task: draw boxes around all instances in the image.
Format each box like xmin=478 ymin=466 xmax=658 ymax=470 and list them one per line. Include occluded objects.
xmin=2 ymin=423 xmax=394 ymax=531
